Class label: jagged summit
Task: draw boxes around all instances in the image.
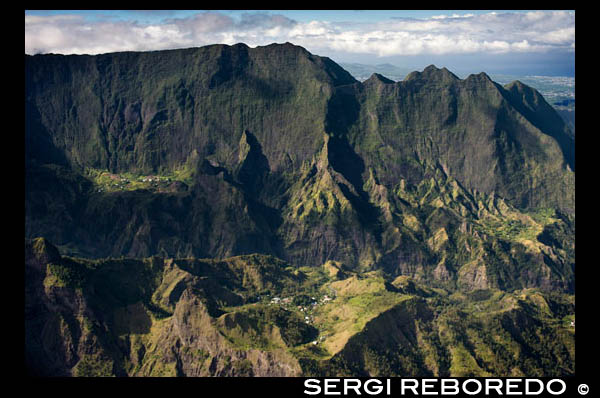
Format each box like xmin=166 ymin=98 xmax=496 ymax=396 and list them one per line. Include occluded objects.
xmin=501 ymin=78 xmax=575 ymax=171
xmin=403 ymin=64 xmax=460 ymax=83
xmin=462 ymin=71 xmax=495 ymax=85
xmin=504 ymin=79 xmax=527 ymax=90
xmin=364 ymin=72 xmax=395 ymax=84
xmin=261 ymin=41 xmax=305 ymax=50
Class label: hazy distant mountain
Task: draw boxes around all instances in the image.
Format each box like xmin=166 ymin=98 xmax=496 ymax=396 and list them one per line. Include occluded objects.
xmin=340 ymin=62 xmax=412 ymax=81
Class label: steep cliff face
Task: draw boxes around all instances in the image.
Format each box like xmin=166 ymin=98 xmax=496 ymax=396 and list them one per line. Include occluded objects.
xmin=25 ymin=43 xmax=356 ymax=175
xmin=25 ymin=43 xmax=574 ymax=269
xmin=344 ymin=67 xmax=574 ymax=211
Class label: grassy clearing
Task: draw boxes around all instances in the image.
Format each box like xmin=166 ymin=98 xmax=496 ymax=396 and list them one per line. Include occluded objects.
xmin=312 ymin=274 xmax=411 ymax=356
xmin=83 ymin=166 xmax=192 ymax=193
xmin=474 ymin=207 xmax=559 ymax=252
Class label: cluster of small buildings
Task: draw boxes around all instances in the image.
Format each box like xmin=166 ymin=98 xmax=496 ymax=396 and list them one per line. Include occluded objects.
xmin=269 ymin=294 xmax=333 ymax=309
xmin=264 ymin=293 xmax=337 ymax=348
xmin=140 ymin=176 xmax=171 ymax=183
xmin=270 ymin=296 xmax=294 ymax=308
xmin=267 ymin=294 xmax=336 ymax=328
xmin=112 ymin=178 xmax=130 ymax=190
xmin=94 ymin=171 xmax=177 ymax=193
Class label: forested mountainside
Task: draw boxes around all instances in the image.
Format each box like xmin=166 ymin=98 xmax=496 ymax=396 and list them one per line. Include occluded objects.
xmin=26 ymin=238 xmax=574 ymax=376
xmin=25 ymin=43 xmax=574 ymax=377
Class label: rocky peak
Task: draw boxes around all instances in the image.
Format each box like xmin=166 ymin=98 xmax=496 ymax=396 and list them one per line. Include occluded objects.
xmin=404 ymin=64 xmax=459 ymax=84
xmin=28 ymin=237 xmax=62 ymax=266
xmin=501 ymin=79 xmax=575 ymax=171
xmin=235 ymin=130 xmax=270 ymax=193
xmin=364 ymin=73 xmax=395 ymax=85
xmin=464 ymin=71 xmax=494 ymax=85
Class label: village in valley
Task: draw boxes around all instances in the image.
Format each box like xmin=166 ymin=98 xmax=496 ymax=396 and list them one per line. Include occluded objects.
xmin=266 ymin=291 xmax=335 ymax=346
xmin=84 ymin=168 xmax=190 ymax=194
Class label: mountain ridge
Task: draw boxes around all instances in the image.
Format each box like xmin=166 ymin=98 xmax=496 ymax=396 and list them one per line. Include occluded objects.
xmin=25 ymin=42 xmax=574 ymax=265
xmin=25 ymin=43 xmax=575 ymax=376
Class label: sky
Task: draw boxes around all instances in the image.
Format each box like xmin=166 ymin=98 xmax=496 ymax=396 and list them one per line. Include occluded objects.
xmin=24 ymin=10 xmax=575 ymax=76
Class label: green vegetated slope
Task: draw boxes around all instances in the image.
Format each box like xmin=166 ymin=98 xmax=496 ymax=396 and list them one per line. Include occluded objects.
xmin=25 ymin=43 xmax=354 ymax=174
xmin=25 ymin=43 xmax=575 ymax=376
xmin=26 ymin=43 xmax=574 ymax=264
xmin=25 ymin=238 xmax=574 ymax=376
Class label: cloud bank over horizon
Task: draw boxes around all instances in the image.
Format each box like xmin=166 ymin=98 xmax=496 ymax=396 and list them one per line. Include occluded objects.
xmin=25 ymin=10 xmax=575 ymax=75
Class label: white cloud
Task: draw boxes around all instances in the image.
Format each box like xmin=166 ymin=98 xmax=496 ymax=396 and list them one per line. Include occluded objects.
xmin=25 ymin=10 xmax=575 ymax=57
xmin=539 ymin=27 xmax=575 ymax=44
xmin=430 ymin=13 xmax=475 ymax=20
xmin=25 ymin=14 xmax=82 ymax=24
